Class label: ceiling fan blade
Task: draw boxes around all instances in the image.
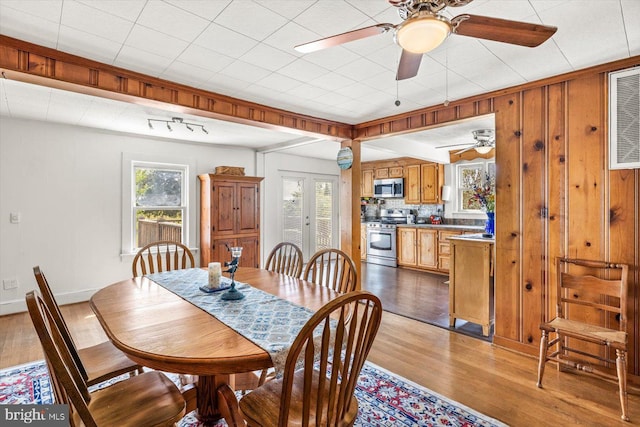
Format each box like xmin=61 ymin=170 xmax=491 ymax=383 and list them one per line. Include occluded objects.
xmin=396 ymin=50 xmax=422 ymax=80
xmin=437 ymin=142 xmax=474 ymax=149
xmin=453 ymin=14 xmax=557 ymax=47
xmin=295 ymin=23 xmax=394 ymax=53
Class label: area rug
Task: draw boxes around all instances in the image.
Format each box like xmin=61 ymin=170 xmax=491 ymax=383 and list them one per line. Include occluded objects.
xmin=0 ymin=360 xmax=507 ymax=426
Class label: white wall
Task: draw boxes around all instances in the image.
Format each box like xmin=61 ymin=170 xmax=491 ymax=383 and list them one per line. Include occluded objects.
xmin=0 ymin=117 xmax=256 ymax=314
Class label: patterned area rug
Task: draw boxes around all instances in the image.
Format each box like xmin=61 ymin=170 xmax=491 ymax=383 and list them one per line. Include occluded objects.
xmin=0 ymin=360 xmax=507 ymax=426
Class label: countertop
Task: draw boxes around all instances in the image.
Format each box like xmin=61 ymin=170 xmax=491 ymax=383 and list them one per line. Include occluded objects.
xmin=396 ymin=223 xmax=485 ymax=231
xmin=448 ymin=233 xmax=495 ymax=242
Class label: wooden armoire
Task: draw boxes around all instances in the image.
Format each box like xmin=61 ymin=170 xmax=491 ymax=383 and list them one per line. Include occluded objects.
xmin=198 ymin=174 xmax=263 ymax=268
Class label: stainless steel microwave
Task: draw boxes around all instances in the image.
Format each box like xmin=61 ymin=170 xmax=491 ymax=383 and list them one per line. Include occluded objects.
xmin=373 ymin=178 xmax=404 ymax=198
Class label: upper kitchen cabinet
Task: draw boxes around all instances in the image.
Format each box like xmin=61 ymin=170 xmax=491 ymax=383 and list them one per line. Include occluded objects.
xmin=199 ymin=174 xmax=263 ymax=268
xmin=362 ymin=169 xmax=374 ymax=197
xmin=374 ymin=166 xmax=403 ymax=179
xmin=405 ymin=163 xmax=444 ymax=204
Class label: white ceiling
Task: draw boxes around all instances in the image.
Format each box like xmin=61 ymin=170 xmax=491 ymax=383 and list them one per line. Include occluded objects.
xmin=0 ymin=0 xmax=638 ymax=162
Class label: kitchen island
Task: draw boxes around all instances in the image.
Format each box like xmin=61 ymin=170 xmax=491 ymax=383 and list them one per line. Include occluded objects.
xmin=448 ymin=234 xmax=495 ymax=336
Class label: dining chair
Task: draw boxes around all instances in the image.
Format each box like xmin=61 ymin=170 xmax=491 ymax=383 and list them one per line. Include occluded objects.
xmin=264 ymin=242 xmax=304 ymax=277
xmin=33 ymin=266 xmax=143 ymax=386
xmin=537 ymin=257 xmax=630 ymax=421
xmin=303 ymin=248 xmax=358 ymax=293
xmin=228 ymin=290 xmax=382 ymax=426
xmin=132 ymin=240 xmax=195 ymax=277
xmin=26 ymin=290 xmax=186 ymax=427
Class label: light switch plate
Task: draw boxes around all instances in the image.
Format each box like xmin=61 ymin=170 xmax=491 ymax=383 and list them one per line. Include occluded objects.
xmin=10 ymin=212 xmax=20 ymax=224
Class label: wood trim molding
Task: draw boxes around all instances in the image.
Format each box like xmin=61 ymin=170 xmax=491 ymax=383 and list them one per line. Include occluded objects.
xmin=0 ymin=35 xmax=353 ymax=141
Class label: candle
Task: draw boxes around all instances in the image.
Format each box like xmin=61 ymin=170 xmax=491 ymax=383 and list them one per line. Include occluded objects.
xmin=208 ymin=262 xmax=221 ymax=289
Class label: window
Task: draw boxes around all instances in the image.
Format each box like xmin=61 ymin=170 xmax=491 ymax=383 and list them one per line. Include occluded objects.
xmin=122 ymin=153 xmax=193 ymax=255
xmin=454 ymin=160 xmax=495 ymax=214
xmin=133 ymin=162 xmax=187 ymax=248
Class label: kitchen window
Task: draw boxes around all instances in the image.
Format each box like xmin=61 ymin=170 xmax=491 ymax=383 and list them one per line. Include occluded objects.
xmin=454 ymin=160 xmax=495 ymax=214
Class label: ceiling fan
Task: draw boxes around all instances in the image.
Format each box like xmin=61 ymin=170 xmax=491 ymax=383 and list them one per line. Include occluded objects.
xmin=437 ymin=129 xmax=495 ymax=154
xmin=294 ymin=0 xmax=557 ymax=80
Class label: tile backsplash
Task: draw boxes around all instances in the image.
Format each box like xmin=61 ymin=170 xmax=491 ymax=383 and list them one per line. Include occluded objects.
xmin=361 ymin=197 xmax=484 ymax=226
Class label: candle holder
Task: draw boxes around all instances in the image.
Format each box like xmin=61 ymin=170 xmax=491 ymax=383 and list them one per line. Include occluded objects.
xmin=221 ymin=246 xmax=245 ymax=300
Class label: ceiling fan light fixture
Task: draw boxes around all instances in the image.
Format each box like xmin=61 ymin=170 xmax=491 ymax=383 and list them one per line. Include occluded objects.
xmin=475 ymin=146 xmax=493 ymax=154
xmin=395 ymin=13 xmax=451 ymax=54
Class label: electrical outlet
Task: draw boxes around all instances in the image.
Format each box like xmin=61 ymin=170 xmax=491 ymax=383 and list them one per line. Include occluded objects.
xmin=2 ymin=278 xmax=18 ymax=290
xmin=10 ymin=212 xmax=21 ymax=224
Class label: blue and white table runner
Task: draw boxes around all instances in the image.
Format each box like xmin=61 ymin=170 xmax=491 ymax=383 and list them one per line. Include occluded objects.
xmin=145 ymin=268 xmax=318 ymax=372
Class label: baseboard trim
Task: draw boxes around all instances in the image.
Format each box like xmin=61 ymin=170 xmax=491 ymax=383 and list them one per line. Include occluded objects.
xmin=0 ymin=289 xmax=96 ymax=316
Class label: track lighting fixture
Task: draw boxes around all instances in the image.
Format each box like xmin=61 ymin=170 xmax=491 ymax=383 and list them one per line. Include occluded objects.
xmin=147 ymin=117 xmax=208 ymax=134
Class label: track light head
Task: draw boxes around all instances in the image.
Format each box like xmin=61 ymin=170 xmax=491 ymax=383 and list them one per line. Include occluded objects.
xmin=186 ymin=124 xmax=193 ymax=131
xmin=166 ymin=122 xmax=172 ymax=131
xmin=202 ymin=127 xmax=209 ymax=134
xmin=148 ymin=120 xmax=153 ymax=129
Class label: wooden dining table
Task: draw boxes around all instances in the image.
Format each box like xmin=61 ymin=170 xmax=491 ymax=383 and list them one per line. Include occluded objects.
xmin=90 ymin=267 xmax=339 ymax=426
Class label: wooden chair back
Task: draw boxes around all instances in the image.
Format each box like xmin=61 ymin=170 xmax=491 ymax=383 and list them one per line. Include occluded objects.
xmin=264 ymin=242 xmax=304 ymax=277
xmin=240 ymin=290 xmax=382 ymax=426
xmin=33 ymin=266 xmax=88 ymax=381
xmin=26 ymin=290 xmax=94 ymax=422
xmin=303 ymin=248 xmax=357 ymax=293
xmin=132 ymin=240 xmax=195 ymax=277
xmin=537 ymin=257 xmax=630 ymax=420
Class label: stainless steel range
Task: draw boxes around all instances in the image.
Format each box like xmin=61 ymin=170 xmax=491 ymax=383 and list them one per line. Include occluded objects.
xmin=366 ymin=208 xmax=411 ymax=267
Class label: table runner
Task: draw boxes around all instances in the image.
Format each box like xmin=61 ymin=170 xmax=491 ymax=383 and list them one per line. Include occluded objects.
xmin=145 ymin=268 xmax=317 ymax=372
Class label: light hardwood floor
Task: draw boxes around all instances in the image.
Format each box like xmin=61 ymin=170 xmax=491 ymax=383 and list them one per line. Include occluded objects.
xmin=1 ymin=302 xmax=638 ymax=426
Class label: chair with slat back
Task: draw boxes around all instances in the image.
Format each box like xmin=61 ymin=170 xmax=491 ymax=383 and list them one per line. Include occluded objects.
xmin=228 ymin=290 xmax=382 ymax=426
xmin=265 ymin=242 xmax=304 ymax=277
xmin=303 ymin=248 xmax=357 ymax=293
xmin=33 ymin=266 xmax=143 ymax=386
xmin=26 ymin=290 xmax=186 ymax=427
xmin=132 ymin=240 xmax=195 ymax=277
xmin=537 ymin=257 xmax=630 ymax=421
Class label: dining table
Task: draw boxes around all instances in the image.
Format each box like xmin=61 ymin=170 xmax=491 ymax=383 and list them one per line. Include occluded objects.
xmin=89 ymin=267 xmax=340 ymax=426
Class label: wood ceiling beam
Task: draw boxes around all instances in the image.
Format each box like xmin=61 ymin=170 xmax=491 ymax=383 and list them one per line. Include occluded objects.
xmin=0 ymin=35 xmax=353 ymax=142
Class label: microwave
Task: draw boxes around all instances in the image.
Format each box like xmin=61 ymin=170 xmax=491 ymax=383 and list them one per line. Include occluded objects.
xmin=373 ymin=178 xmax=404 ymax=198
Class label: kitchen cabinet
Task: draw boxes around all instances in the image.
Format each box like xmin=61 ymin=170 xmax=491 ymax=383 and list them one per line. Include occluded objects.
xmin=437 ymin=230 xmax=462 ymax=272
xmin=449 ymin=235 xmax=494 ymax=336
xmin=374 ymin=168 xmax=389 ymax=179
xmin=199 ymin=174 xmax=263 ymax=268
xmin=362 ymin=169 xmax=374 ymax=197
xmin=388 ymin=166 xmax=403 ymax=178
xmin=397 ymin=228 xmax=437 ymax=269
xmin=404 ymin=162 xmax=443 ymax=204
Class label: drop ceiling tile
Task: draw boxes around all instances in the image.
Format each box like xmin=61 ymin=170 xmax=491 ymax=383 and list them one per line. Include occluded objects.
xmin=124 ymin=25 xmax=189 ymax=59
xmin=0 ymin=7 xmax=60 ymax=49
xmin=278 ymin=58 xmax=330 ymax=81
xmin=622 ymin=0 xmax=640 ymax=56
xmin=113 ymin=46 xmax=174 ymax=77
xmin=194 ymin=23 xmax=258 ymax=58
xmin=348 ymin=0 xmax=396 ymax=18
xmin=60 ymin=0 xmax=134 ymax=44
xmin=538 ymin=1 xmax=629 ymax=69
xmin=0 ymin=0 xmax=62 ymax=22
xmin=164 ymin=0 xmax=232 ymax=21
xmin=308 ymin=72 xmax=357 ymax=92
xmin=136 ymin=1 xmax=210 ymax=42
xmin=257 ymin=0 xmax=316 ymax=20
xmin=314 ymin=91 xmax=353 ymax=107
xmin=218 ymin=60 xmax=272 ymax=83
xmin=57 ymin=25 xmax=122 ymax=64
xmin=240 ymin=43 xmax=297 ymax=72
xmin=487 ymin=41 xmax=571 ymax=82
xmin=202 ymin=73 xmax=251 ymax=96
xmin=254 ymin=73 xmax=304 ymax=92
xmin=364 ymin=43 xmax=402 ymax=71
xmin=262 ymin=21 xmax=318 ymax=55
xmin=294 ymin=1 xmax=372 ymax=37
xmin=448 ymin=0 xmax=536 ymax=22
xmin=76 ymin=0 xmax=145 ymax=22
xmin=285 ymin=84 xmax=331 ymax=101
xmin=302 ymin=46 xmax=362 ymax=71
xmin=334 ymin=57 xmax=387 ymax=80
xmin=214 ymin=1 xmax=288 ymax=41
xmin=177 ymin=44 xmax=235 ymax=73
xmin=160 ymin=61 xmax=217 ymax=88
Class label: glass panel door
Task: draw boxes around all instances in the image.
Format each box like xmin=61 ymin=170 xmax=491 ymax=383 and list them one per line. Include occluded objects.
xmin=281 ymin=174 xmax=338 ymax=260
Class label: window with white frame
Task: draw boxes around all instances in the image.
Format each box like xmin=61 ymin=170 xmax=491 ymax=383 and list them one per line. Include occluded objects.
xmin=455 ymin=161 xmax=495 ymax=213
xmin=122 ymin=156 xmax=189 ymax=254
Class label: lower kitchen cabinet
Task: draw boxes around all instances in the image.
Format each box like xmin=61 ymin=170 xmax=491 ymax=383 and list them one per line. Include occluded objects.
xmin=397 ymin=228 xmax=437 ymax=269
xmin=438 ymin=230 xmax=462 ymax=271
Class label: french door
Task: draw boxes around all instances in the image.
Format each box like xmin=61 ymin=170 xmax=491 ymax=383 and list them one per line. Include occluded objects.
xmin=281 ymin=173 xmax=339 ymax=261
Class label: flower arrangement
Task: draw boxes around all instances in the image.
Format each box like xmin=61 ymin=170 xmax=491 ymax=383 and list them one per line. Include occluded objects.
xmin=468 ymin=173 xmax=495 ymax=212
